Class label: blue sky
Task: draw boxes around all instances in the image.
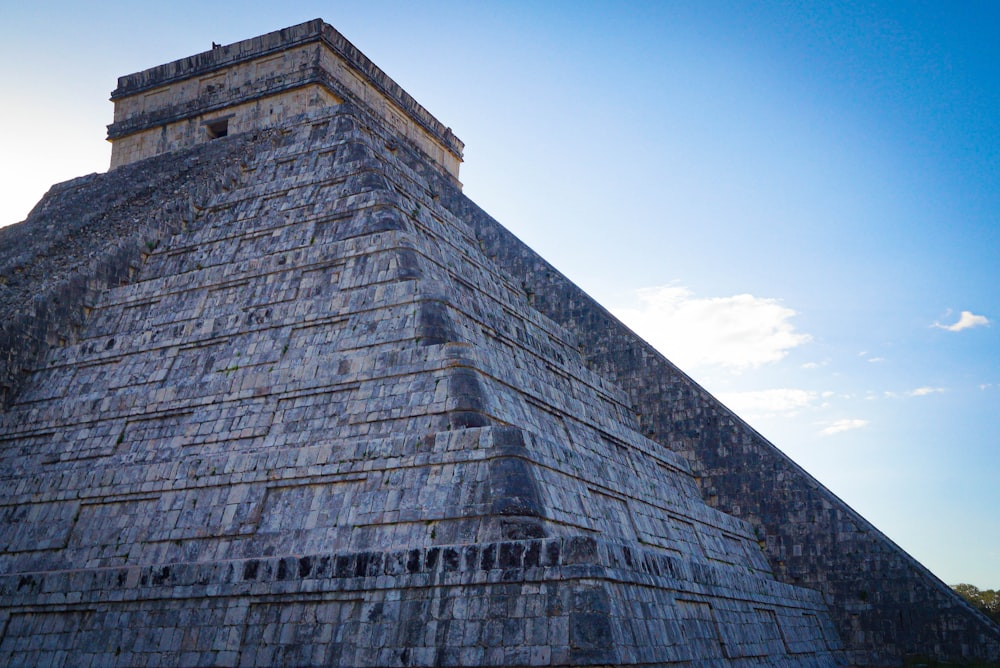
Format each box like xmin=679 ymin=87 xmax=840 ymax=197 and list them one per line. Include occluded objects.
xmin=2 ymin=1 xmax=997 ymax=589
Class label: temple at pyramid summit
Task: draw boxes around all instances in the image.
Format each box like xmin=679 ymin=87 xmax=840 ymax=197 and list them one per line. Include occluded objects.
xmin=1 ymin=19 xmax=997 ymax=667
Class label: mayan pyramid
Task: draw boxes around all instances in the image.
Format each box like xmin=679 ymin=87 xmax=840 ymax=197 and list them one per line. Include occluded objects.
xmin=1 ymin=20 xmax=997 ymax=667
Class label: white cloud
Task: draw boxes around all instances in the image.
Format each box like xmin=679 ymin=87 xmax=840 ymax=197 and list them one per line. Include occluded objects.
xmin=884 ymin=386 xmax=947 ymax=399
xmin=908 ymin=386 xmax=945 ymax=397
xmin=717 ymin=388 xmax=821 ymax=419
xmin=934 ymin=310 xmax=989 ymax=332
xmin=820 ymin=418 xmax=869 ymax=436
xmin=612 ymin=284 xmax=811 ymax=372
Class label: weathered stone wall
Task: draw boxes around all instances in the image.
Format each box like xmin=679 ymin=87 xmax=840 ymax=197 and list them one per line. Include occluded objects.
xmin=109 ymin=81 xmax=342 ymax=169
xmin=4 ymin=11 xmax=997 ymax=653
xmin=108 ymin=19 xmax=463 ymax=183
xmin=0 ymin=132 xmax=263 ymax=409
xmin=0 ymin=102 xmax=843 ymax=665
xmin=427 ymin=167 xmax=1000 ymax=665
xmin=0 ymin=533 xmax=837 ymax=667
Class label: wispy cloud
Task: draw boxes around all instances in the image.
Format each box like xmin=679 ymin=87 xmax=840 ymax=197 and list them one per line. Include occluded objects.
xmin=717 ymin=388 xmax=824 ymax=419
xmin=934 ymin=310 xmax=989 ymax=332
xmin=884 ymin=386 xmax=946 ymax=398
xmin=820 ymin=418 xmax=869 ymax=436
xmin=612 ymin=284 xmax=811 ymax=372
xmin=908 ymin=386 xmax=945 ymax=397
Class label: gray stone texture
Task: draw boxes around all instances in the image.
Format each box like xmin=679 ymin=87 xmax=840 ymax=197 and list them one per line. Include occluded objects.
xmin=107 ymin=19 xmax=463 ymax=167
xmin=2 ymin=18 xmax=997 ymax=666
xmin=424 ymin=125 xmax=1000 ymax=668
xmin=1 ymin=101 xmax=845 ymax=665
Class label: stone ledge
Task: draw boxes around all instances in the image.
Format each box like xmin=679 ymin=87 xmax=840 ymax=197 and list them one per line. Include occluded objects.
xmin=1 ymin=536 xmax=828 ymax=612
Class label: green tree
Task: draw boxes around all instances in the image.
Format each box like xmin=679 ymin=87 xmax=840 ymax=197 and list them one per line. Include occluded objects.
xmin=953 ymin=584 xmax=1000 ymax=624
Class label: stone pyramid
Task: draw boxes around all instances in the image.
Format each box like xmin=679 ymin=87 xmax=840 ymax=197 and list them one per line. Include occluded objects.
xmin=1 ymin=19 xmax=996 ymax=667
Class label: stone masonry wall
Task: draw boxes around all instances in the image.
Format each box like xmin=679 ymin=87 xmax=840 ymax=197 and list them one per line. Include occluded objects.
xmin=1 ymin=102 xmax=844 ymax=665
xmin=0 ymin=532 xmax=838 ymax=667
xmin=4 ymin=55 xmax=996 ymax=660
xmin=0 ymin=130 xmax=266 ymax=408
xmin=428 ymin=179 xmax=1000 ymax=665
xmin=108 ymin=20 xmax=463 ymax=181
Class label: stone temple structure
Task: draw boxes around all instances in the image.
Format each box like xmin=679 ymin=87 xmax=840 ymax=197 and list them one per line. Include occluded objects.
xmin=0 ymin=20 xmax=997 ymax=667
